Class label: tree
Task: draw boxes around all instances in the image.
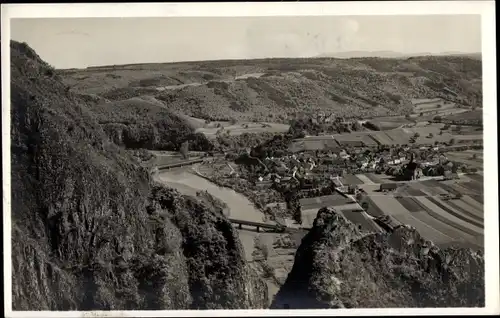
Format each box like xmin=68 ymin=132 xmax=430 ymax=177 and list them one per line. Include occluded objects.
xmin=428 ymin=133 xmax=434 ymax=138
xmin=355 ymin=192 xmax=363 ymax=202
xmin=260 ymin=244 xmax=269 ymax=260
xmin=361 ymin=202 xmax=369 ymax=211
xmin=414 ymin=132 xmax=420 ymax=138
xmin=180 ymin=140 xmax=189 ymax=159
xmin=292 ymin=201 xmax=302 ymax=225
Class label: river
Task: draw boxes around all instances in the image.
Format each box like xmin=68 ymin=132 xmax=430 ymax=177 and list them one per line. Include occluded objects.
xmin=155 ymin=167 xmax=266 ymax=223
xmin=154 ymin=167 xmax=267 ymax=261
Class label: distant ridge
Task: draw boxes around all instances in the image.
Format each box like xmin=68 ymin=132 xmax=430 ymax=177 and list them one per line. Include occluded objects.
xmin=58 ymin=52 xmax=481 ymax=71
xmin=316 ymin=51 xmax=482 ymax=59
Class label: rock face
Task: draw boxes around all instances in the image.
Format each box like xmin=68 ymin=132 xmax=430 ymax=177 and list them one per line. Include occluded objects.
xmin=271 ymin=207 xmax=484 ymax=309
xmin=10 ymin=41 xmax=267 ymax=310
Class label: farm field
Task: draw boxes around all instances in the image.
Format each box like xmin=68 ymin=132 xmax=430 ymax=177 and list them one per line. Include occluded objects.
xmin=445 ymin=153 xmax=484 ymax=169
xmin=460 ymin=194 xmax=484 ymax=209
xmin=411 ymin=98 xmax=458 ymax=113
xmin=363 ymin=173 xmax=386 ymax=184
xmin=448 ymin=124 xmax=483 ymax=135
xmin=396 ymin=197 xmax=425 ymax=212
xmin=301 ymin=194 xmax=382 ymax=233
xmin=358 ymin=178 xmax=484 ymax=250
xmin=454 ymin=134 xmax=483 ymax=142
xmin=415 ymin=197 xmax=483 ymax=237
xmin=446 ymin=199 xmax=484 ymax=219
xmin=293 ymin=123 xmax=477 ymax=148
xmin=195 ymin=120 xmax=290 ymax=139
xmin=426 ymin=196 xmax=483 ymax=227
xmin=442 ymin=109 xmax=482 ymax=122
xmin=299 ymin=193 xmax=352 ymax=210
xmin=288 ymin=138 xmax=341 ymax=152
xmin=396 ymin=183 xmax=429 ymax=197
xmin=360 ymin=195 xmax=386 ymax=218
xmin=341 ymin=174 xmax=365 ymax=185
xmin=370 ymin=131 xmax=397 ymax=145
xmin=340 ymin=209 xmax=382 ymax=233
xmin=417 ymin=108 xmax=470 ymax=122
xmin=300 ymin=209 xmax=320 ymax=229
xmin=453 ymin=182 xmax=483 ymax=195
xmin=383 ymin=129 xmax=413 ymax=145
xmin=365 ymin=116 xmax=411 ymax=130
xmin=371 ymin=115 xmax=410 ymax=123
xmin=333 ymin=133 xmax=378 ymax=147
xmin=413 ymin=180 xmax=448 ymax=196
xmin=355 ymin=174 xmax=376 ymax=185
xmin=393 ymin=212 xmax=455 ymax=244
xmin=446 ymin=152 xmax=483 ymax=165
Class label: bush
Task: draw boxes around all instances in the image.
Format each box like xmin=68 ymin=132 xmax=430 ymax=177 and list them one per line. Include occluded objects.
xmin=261 ymin=263 xmax=275 ymax=279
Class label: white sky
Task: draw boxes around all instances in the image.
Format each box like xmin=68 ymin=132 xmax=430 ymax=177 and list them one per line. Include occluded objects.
xmin=11 ymin=15 xmax=481 ymax=69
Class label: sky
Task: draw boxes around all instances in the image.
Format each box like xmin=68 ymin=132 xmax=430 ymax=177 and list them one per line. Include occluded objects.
xmin=10 ymin=15 xmax=481 ymax=69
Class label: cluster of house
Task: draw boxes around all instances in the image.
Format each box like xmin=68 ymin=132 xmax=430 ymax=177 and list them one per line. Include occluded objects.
xmin=245 ymin=140 xmax=467 ymax=191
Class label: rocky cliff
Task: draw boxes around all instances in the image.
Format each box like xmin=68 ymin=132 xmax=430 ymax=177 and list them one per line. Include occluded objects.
xmin=10 ymin=41 xmax=267 ymax=310
xmin=271 ymin=207 xmax=484 ymax=309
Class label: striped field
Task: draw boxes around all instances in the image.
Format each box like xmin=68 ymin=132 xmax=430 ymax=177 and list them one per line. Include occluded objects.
xmin=361 ymin=187 xmax=484 ymax=250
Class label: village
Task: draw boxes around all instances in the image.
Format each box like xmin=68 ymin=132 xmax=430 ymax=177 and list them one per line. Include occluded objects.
xmin=189 ymin=96 xmax=484 ymax=252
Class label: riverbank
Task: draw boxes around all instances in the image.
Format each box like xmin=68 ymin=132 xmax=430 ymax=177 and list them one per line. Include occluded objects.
xmin=153 ymin=166 xmax=302 ymax=306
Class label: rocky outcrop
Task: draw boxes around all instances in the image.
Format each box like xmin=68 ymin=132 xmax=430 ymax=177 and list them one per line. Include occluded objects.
xmin=149 ymin=187 xmax=268 ymax=309
xmin=10 ymin=40 xmax=266 ymax=310
xmin=271 ymin=207 xmax=484 ymax=309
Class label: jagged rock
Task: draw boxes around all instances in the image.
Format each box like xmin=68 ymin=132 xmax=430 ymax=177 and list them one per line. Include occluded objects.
xmin=271 ymin=207 xmax=484 ymax=308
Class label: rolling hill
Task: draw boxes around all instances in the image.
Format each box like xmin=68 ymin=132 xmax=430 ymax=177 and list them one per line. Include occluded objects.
xmin=60 ymin=55 xmax=482 ymax=124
